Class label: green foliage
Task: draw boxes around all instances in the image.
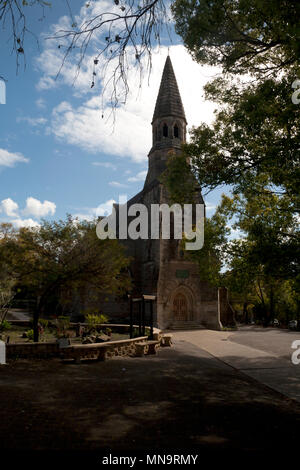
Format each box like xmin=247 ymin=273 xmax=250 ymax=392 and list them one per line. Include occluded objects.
xmin=86 ymin=313 xmax=108 ymax=329
xmin=171 ymin=0 xmax=299 ymax=206
xmin=160 ymin=152 xmax=197 ymax=205
xmin=0 ymin=216 xmax=131 ymax=341
xmin=172 ymin=0 xmax=299 ymax=76
xmin=0 ymin=320 xmax=11 ymax=332
xmin=54 ymin=315 xmax=71 ymax=339
xmin=217 ymin=177 xmax=300 ymax=324
xmin=182 ymin=75 xmax=300 ymax=197
xmin=25 ymin=329 xmax=34 ymax=341
xmin=38 ymin=318 xmax=49 ymax=328
xmin=219 ymin=177 xmax=299 ymax=281
xmin=184 ymin=209 xmax=230 ymax=285
xmin=162 ymin=154 xmax=230 ymax=284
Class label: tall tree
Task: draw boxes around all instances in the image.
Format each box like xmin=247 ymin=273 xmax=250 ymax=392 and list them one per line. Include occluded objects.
xmin=217 ymin=176 xmax=300 ymax=323
xmin=0 ymin=216 xmax=131 ymax=341
xmin=170 ymin=0 xmax=300 ymax=196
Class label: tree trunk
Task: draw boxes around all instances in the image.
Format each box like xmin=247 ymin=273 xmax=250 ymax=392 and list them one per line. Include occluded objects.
xmin=269 ymin=285 xmax=275 ymax=325
xmin=33 ymin=296 xmax=42 ymax=342
xmin=243 ymin=301 xmax=248 ymax=324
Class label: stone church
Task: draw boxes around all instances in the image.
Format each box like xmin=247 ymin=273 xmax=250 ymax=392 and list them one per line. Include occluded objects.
xmin=98 ymin=56 xmax=234 ymax=330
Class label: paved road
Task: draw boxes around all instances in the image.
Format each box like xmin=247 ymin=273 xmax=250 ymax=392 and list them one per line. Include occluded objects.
xmin=171 ymin=325 xmax=300 ymax=403
xmin=228 ymin=325 xmax=300 ymax=359
xmin=6 ymin=309 xmax=30 ymax=321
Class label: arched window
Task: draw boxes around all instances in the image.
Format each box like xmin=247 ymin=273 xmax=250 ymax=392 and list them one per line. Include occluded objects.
xmin=174 ymin=124 xmax=180 ymax=138
xmin=163 ymin=123 xmax=168 ymax=137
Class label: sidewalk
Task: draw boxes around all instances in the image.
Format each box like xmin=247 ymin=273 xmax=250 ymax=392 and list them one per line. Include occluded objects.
xmin=172 ymin=329 xmax=300 ymax=403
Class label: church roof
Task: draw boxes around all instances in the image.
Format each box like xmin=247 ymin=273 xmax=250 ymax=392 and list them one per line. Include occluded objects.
xmin=152 ymin=56 xmax=187 ymax=124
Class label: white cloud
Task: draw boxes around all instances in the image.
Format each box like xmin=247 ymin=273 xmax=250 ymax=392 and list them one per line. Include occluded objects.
xmin=17 ymin=116 xmax=47 ymax=126
xmin=0 ymin=148 xmax=29 ymax=167
xmin=1 ymin=198 xmax=19 ymax=217
xmin=41 ymin=43 xmax=219 ymax=163
xmin=23 ymin=197 xmax=56 ymax=217
xmin=92 ymin=161 xmax=117 ymax=170
xmin=0 ymin=197 xmax=56 ymax=228
xmin=35 ymin=1 xmax=140 ymax=94
xmin=205 ymin=201 xmax=216 ymax=212
xmin=109 ymin=181 xmax=129 ymax=188
xmin=127 ymin=170 xmax=147 ymax=183
xmin=74 ymin=198 xmax=116 ymax=221
xmin=36 ymin=98 xmax=46 ymax=109
xmin=11 ymin=218 xmax=41 ymax=229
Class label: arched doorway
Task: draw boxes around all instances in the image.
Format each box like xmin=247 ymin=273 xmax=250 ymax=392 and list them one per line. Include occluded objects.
xmin=173 ymin=293 xmax=188 ymax=322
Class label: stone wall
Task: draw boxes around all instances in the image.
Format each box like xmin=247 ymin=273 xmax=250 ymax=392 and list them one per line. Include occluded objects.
xmin=6 ymin=326 xmax=162 ymax=360
xmin=7 ymin=341 xmax=59 ymax=359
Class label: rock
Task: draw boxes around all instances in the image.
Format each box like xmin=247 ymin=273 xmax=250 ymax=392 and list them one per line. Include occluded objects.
xmin=82 ymin=336 xmax=94 ymax=344
xmin=95 ymin=334 xmax=110 ymax=343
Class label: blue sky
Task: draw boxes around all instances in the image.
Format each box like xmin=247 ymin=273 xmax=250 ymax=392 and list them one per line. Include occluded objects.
xmin=0 ymin=0 xmax=230 ymax=229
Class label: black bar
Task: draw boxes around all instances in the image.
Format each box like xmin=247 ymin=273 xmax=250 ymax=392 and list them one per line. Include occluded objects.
xmin=138 ymin=301 xmax=142 ymax=336
xmin=129 ymin=296 xmax=133 ymax=339
xmin=149 ymin=300 xmax=154 ymax=340
xmin=142 ymin=298 xmax=145 ymax=336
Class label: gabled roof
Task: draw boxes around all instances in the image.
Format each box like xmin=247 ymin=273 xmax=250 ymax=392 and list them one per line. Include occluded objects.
xmin=152 ymin=56 xmax=187 ymax=124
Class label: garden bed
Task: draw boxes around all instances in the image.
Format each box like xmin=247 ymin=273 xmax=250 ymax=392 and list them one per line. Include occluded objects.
xmin=0 ymin=324 xmax=129 ymax=344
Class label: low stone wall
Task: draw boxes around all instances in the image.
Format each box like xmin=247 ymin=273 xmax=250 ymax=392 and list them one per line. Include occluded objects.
xmin=6 ymin=325 xmax=162 ymax=361
xmin=7 ymin=341 xmax=59 ymax=359
xmin=61 ymin=337 xmax=150 ymax=362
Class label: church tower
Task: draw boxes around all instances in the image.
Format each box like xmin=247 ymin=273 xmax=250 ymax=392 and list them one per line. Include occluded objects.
xmin=97 ymin=55 xmax=225 ymax=331
xmin=145 ymin=56 xmax=187 ymax=187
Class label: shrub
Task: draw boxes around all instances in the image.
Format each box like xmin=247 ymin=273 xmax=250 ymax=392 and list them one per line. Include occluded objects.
xmin=0 ymin=320 xmax=11 ymax=332
xmin=39 ymin=318 xmax=49 ymax=328
xmin=54 ymin=316 xmax=71 ymax=338
xmin=86 ymin=314 xmax=108 ymax=330
xmin=26 ymin=329 xmax=34 ymax=341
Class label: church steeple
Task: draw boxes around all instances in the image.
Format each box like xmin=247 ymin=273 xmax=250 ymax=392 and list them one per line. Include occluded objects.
xmin=144 ymin=55 xmax=187 ymax=187
xmin=152 ymin=55 xmax=187 ymax=125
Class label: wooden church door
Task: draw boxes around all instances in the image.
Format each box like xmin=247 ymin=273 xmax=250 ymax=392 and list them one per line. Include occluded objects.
xmin=173 ymin=293 xmax=188 ymax=322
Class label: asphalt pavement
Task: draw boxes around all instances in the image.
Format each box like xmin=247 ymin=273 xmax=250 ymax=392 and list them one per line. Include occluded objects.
xmin=171 ymin=325 xmax=300 ymax=403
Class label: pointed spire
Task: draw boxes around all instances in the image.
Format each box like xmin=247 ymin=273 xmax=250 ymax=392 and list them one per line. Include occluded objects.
xmin=152 ymin=56 xmax=187 ymax=124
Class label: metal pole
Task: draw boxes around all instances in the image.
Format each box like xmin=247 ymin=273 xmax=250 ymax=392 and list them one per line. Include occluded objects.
xmin=129 ymin=296 xmax=133 ymax=339
xmin=149 ymin=300 xmax=154 ymax=340
xmin=138 ymin=300 xmax=142 ymax=336
xmin=142 ymin=297 xmax=145 ymax=336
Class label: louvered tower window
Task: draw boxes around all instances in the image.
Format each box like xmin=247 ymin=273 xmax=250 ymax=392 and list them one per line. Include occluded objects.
xmin=163 ymin=123 xmax=168 ymax=137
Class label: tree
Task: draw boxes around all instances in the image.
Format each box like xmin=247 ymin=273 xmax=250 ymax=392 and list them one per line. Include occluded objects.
xmin=172 ymin=0 xmax=300 ymax=76
xmin=184 ymin=209 xmax=230 ymax=286
xmin=217 ymin=176 xmax=300 ymax=324
xmin=0 ymin=0 xmax=171 ymax=108
xmin=0 ymin=0 xmax=52 ymax=75
xmin=162 ymin=154 xmax=230 ymax=285
xmin=170 ymin=0 xmax=300 ymax=196
xmin=2 ymin=0 xmax=300 ymax=113
xmin=0 ymin=216 xmax=131 ymax=341
xmin=53 ymin=0 xmax=171 ymax=109
xmin=179 ymin=73 xmax=300 ymax=198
